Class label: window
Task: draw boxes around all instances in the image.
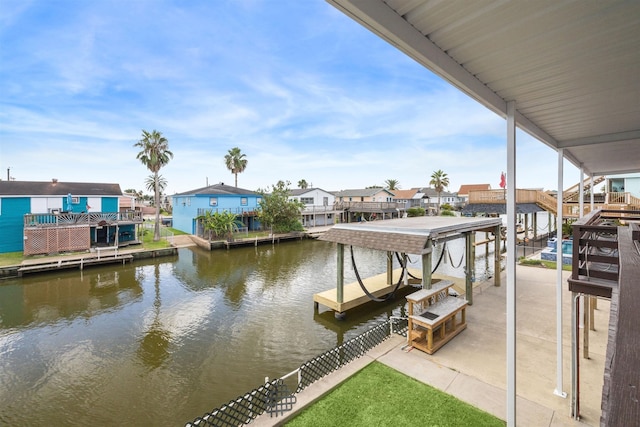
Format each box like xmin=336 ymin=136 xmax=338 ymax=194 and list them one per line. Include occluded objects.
xmin=323 ymin=197 xmax=328 ymax=206
xmin=241 ymin=197 xmax=248 ymax=206
xmin=209 ymin=197 xmax=218 ymax=206
xmin=71 ymin=197 xmax=79 ymax=204
xmin=300 ymin=197 xmax=314 ymax=204
xmin=257 ymin=197 xmax=262 ymax=204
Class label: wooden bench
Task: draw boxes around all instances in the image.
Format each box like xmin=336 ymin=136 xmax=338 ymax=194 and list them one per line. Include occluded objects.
xmin=96 ymin=246 xmax=118 ymax=259
xmin=406 ymin=282 xmax=468 ymax=354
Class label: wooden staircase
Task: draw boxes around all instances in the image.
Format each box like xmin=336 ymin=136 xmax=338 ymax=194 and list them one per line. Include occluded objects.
xmin=562 ymin=176 xmax=605 ymax=202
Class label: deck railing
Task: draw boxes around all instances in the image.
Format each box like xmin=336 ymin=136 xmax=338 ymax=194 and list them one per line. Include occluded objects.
xmin=568 ymin=208 xmax=640 ymax=297
xmin=300 ymin=205 xmax=339 ymax=214
xmin=24 ymin=211 xmax=143 ymax=228
xmin=196 ymin=207 xmax=259 ymax=217
xmin=334 ymin=201 xmax=399 ymax=211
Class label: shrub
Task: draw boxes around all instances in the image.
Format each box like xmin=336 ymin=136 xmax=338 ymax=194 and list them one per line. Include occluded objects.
xmin=406 ymin=207 xmax=425 ymax=217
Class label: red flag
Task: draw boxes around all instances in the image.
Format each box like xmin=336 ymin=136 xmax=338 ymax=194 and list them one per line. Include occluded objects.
xmin=499 ymin=172 xmax=506 ymax=189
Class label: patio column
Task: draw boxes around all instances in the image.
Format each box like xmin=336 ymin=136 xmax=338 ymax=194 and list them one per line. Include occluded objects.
xmin=494 ymin=224 xmax=501 ymax=287
xmin=589 ymin=173 xmax=595 ymax=211
xmin=555 ymin=149 xmax=567 ymax=398
xmin=506 ymin=100 xmax=517 ymax=426
xmin=579 ymin=166 xmax=584 ymax=217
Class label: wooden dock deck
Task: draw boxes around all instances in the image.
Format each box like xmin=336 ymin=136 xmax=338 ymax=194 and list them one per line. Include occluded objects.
xmin=313 ymin=268 xmax=463 ymax=314
xmin=17 ymin=253 xmax=134 ymax=276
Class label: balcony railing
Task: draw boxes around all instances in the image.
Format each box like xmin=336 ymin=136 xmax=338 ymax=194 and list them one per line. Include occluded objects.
xmin=568 ymin=208 xmax=640 ymax=298
xmin=334 ymin=201 xmax=399 ymax=211
xmin=300 ymin=205 xmax=338 ymax=214
xmin=24 ymin=211 xmax=143 ymax=228
xmin=196 ymin=207 xmax=259 ymax=217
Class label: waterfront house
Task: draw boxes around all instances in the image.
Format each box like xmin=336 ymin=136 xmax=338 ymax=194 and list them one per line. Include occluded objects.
xmin=333 ymin=188 xmax=398 ymax=221
xmin=391 ymin=188 xmax=426 ymax=214
xmin=288 ymin=188 xmax=338 ymax=227
xmin=457 ymin=184 xmax=491 ymax=206
xmin=419 ymin=187 xmax=461 ymax=212
xmin=0 ymin=180 xmax=141 ymax=255
xmin=172 ymin=183 xmax=261 ymax=236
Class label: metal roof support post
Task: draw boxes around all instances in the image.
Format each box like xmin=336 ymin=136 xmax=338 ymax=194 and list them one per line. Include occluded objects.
xmin=589 ymin=174 xmax=595 ymax=211
xmin=386 ymin=251 xmax=393 ymax=284
xmin=506 ymin=100 xmax=517 ymax=426
xmin=579 ymin=166 xmax=584 ymax=218
xmin=555 ymin=149 xmax=568 ymax=399
xmin=494 ymin=224 xmax=501 ymax=287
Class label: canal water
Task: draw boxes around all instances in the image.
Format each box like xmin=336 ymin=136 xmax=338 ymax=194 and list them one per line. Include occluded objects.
xmin=0 ymin=237 xmax=498 ymax=426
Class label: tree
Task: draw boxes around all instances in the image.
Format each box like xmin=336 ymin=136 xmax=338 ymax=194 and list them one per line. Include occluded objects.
xmin=429 ymin=169 xmax=450 ymax=215
xmin=224 ymin=147 xmax=248 ymax=187
xmin=257 ymin=180 xmax=305 ymax=233
xmin=298 ymin=179 xmax=308 ymax=189
xmin=134 ymin=129 xmax=173 ymax=241
xmin=145 ymin=175 xmax=167 ymax=209
xmin=385 ymin=179 xmax=400 ymax=190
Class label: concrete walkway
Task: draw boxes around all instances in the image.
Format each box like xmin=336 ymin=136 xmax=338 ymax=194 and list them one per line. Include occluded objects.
xmin=253 ymin=265 xmax=608 ymax=426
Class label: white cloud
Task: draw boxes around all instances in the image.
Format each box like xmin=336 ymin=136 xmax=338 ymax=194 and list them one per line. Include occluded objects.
xmin=0 ymin=0 xmax=577 ymax=197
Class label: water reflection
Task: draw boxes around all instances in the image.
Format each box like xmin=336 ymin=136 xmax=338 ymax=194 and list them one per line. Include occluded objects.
xmin=0 ymin=267 xmax=142 ymax=329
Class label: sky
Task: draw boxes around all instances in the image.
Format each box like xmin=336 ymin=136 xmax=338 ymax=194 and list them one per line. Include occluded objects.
xmin=0 ymin=0 xmax=580 ymax=196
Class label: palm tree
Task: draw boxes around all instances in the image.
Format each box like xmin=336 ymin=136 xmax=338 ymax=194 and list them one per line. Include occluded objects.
xmin=385 ymin=179 xmax=400 ymax=191
xmin=429 ymin=169 xmax=450 ymax=215
xmin=224 ymin=147 xmax=248 ymax=187
xmin=145 ymin=174 xmax=167 ymax=206
xmin=134 ymin=130 xmax=173 ymax=241
xmin=298 ymin=179 xmax=308 ymax=189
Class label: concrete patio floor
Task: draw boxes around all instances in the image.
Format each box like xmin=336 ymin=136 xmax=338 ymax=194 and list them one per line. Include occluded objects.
xmin=254 ymin=264 xmax=609 ymax=426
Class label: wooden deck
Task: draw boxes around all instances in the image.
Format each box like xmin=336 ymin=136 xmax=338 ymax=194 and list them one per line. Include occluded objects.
xmin=600 ymin=224 xmax=640 ymax=426
xmin=18 ymin=253 xmax=134 ymax=276
xmin=313 ymin=269 xmax=463 ymax=314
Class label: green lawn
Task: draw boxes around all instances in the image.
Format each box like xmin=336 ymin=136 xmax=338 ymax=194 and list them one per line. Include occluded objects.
xmin=286 ymin=362 xmax=504 ymax=427
xmin=519 ymin=257 xmax=572 ymax=271
xmin=0 ymin=251 xmax=24 ymax=267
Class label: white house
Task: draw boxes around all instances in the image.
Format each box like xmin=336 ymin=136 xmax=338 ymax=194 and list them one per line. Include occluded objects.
xmin=288 ymin=188 xmax=338 ymax=227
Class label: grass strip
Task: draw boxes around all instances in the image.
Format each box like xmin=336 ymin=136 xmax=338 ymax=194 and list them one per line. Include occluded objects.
xmin=286 ymin=361 xmax=504 ymax=427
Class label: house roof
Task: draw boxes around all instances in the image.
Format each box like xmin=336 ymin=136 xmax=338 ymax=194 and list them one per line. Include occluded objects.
xmin=335 ymin=188 xmax=395 ymax=198
xmin=418 ymin=187 xmax=455 ymax=198
xmin=462 ymin=203 xmax=544 ymax=215
xmin=0 ymin=180 xmax=122 ymax=196
xmin=327 ymin=0 xmax=640 ymax=177
xmin=390 ymin=188 xmax=418 ymax=200
xmin=173 ymin=183 xmax=258 ymax=196
xmin=458 ymin=184 xmax=491 ymax=196
xmin=289 ymin=188 xmax=332 ymax=197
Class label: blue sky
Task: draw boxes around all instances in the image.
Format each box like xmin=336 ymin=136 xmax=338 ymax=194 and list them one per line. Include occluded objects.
xmin=0 ymin=0 xmax=578 ymax=196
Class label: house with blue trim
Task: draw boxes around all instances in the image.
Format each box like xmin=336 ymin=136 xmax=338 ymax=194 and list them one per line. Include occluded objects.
xmin=172 ymin=183 xmax=262 ymax=236
xmin=0 ymin=180 xmax=142 ymax=255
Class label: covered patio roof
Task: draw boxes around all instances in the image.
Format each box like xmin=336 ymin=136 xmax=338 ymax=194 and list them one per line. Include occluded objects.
xmin=327 ymin=0 xmax=640 ymax=176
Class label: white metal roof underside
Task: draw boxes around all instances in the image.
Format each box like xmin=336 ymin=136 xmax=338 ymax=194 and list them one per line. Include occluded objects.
xmin=327 ymin=0 xmax=640 ymax=176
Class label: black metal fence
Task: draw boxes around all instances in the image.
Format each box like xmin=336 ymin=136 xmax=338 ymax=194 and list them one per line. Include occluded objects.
xmin=186 ymin=317 xmax=408 ymax=427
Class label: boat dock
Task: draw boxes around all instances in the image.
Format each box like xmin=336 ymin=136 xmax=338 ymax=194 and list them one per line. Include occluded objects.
xmin=313 ymin=266 xmax=465 ymax=314
xmin=17 ymin=252 xmax=134 ymax=276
